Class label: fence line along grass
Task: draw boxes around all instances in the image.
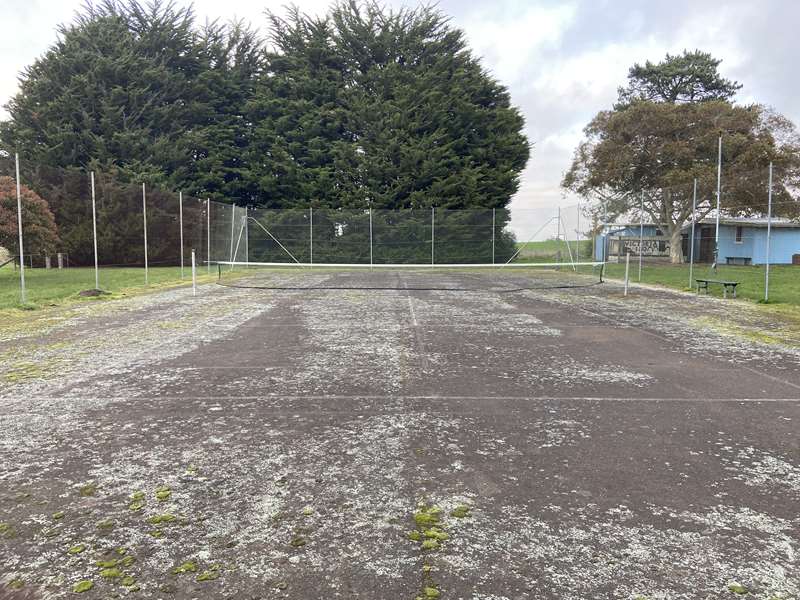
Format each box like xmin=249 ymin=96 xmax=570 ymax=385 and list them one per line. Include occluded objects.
xmin=602 ymin=262 xmax=800 ymax=306
xmin=0 ymin=266 xmax=211 ymax=310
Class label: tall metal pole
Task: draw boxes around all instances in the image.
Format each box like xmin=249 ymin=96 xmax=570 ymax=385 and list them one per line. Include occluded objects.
xmin=492 ymin=208 xmax=496 ymax=265
xmin=206 ymin=198 xmax=211 ymax=273
xmin=576 ymin=202 xmax=581 ymax=260
xmin=714 ymin=135 xmax=722 ymax=270
xmin=14 ymin=154 xmax=26 ymax=304
xmin=638 ymin=191 xmax=644 ymax=281
xmin=431 ymin=206 xmax=435 ymax=266
xmin=244 ymin=207 xmax=249 ymax=266
xmin=689 ymin=179 xmax=697 ymax=289
xmin=142 ymin=182 xmax=149 ymax=284
xmin=91 ymin=172 xmax=99 ymax=290
xmin=309 ymin=207 xmax=313 ymax=267
xmin=765 ymin=162 xmax=773 ymax=302
xmin=191 ymin=249 xmax=197 ymax=297
xmin=179 ymin=191 xmax=184 ymax=279
xmin=228 ymin=204 xmax=236 ymax=262
xmin=369 ymin=207 xmax=373 ymax=267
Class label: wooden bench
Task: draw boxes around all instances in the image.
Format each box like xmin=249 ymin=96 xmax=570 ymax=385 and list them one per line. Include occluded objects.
xmin=696 ymin=278 xmax=739 ymax=299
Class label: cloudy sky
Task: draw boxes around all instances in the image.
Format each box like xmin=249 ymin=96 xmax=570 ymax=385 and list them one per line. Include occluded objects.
xmin=1 ymin=0 xmax=798 ymax=234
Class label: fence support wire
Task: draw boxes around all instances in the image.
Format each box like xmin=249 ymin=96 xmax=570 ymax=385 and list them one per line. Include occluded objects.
xmin=765 ymin=162 xmax=773 ymax=302
xmin=91 ymin=172 xmax=99 ymax=290
xmin=15 ymin=153 xmax=26 ymax=303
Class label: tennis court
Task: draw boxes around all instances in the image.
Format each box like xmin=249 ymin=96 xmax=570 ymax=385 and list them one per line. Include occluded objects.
xmin=1 ymin=266 xmax=799 ymax=599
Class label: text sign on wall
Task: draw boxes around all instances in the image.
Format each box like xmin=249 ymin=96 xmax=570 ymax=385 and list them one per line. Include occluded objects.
xmin=612 ymin=237 xmax=671 ymax=257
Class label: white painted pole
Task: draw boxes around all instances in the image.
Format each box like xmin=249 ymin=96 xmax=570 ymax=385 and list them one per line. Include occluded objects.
xmin=228 ymin=204 xmax=236 ymax=262
xmin=179 ymin=191 xmax=184 ymax=279
xmin=309 ymin=207 xmax=313 ymax=267
xmin=142 ymin=182 xmax=149 ymax=284
xmin=714 ymin=135 xmax=722 ymax=270
xmin=689 ymin=179 xmax=697 ymax=289
xmin=765 ymin=162 xmax=773 ymax=302
xmin=91 ymin=172 xmax=99 ymax=290
xmin=431 ymin=206 xmax=435 ymax=266
xmin=492 ymin=208 xmax=496 ymax=265
xmin=624 ymin=251 xmax=630 ymax=297
xmin=191 ymin=249 xmax=197 ymax=297
xmin=638 ymin=191 xmax=644 ymax=281
xmin=206 ymin=198 xmax=211 ymax=273
xmin=369 ymin=207 xmax=373 ymax=267
xmin=245 ymin=207 xmax=249 ymax=266
xmin=576 ymin=202 xmax=581 ymax=260
xmin=14 ymin=153 xmax=26 ymax=304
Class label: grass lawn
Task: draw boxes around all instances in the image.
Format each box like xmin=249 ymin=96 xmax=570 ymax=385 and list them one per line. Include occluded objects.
xmin=602 ymin=262 xmax=800 ymax=306
xmin=0 ymin=265 xmax=214 ymax=311
xmin=516 ymin=239 xmax=593 ymax=262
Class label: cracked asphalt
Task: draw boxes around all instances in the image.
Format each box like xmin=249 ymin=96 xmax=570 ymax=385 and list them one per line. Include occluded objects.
xmin=1 ymin=269 xmax=799 ymax=600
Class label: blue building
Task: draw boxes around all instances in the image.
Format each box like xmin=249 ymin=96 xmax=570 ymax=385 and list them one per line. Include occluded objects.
xmin=597 ymin=218 xmax=800 ymax=265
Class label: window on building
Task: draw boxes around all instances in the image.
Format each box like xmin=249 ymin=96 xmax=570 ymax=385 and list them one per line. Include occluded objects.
xmin=735 ymin=226 xmax=743 ymax=243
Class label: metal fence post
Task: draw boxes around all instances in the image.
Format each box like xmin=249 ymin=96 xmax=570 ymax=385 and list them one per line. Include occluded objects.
xmin=191 ymin=249 xmax=197 ymax=297
xmin=309 ymin=207 xmax=313 ymax=267
xmin=244 ymin=207 xmax=249 ymax=266
xmin=638 ymin=190 xmax=644 ymax=281
xmin=91 ymin=172 xmax=99 ymax=290
xmin=431 ymin=206 xmax=435 ymax=266
xmin=714 ymin=135 xmax=722 ymax=271
xmin=206 ymin=198 xmax=210 ymax=273
xmin=14 ymin=153 xmax=26 ymax=304
xmin=142 ymin=182 xmax=149 ymax=284
xmin=689 ymin=179 xmax=697 ymax=289
xmin=492 ymin=207 xmax=496 ymax=265
xmin=765 ymin=162 xmax=773 ymax=302
xmin=369 ymin=207 xmax=373 ymax=267
xmin=179 ymin=191 xmax=184 ymax=279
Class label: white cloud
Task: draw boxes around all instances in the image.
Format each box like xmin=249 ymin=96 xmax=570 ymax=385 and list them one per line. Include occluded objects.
xmin=459 ymin=2 xmax=578 ymax=86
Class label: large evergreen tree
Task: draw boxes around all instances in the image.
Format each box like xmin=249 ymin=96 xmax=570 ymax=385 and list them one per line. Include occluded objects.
xmin=247 ymin=2 xmax=529 ymax=211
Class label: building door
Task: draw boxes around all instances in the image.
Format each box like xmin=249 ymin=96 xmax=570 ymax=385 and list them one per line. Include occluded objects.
xmin=699 ymin=227 xmax=715 ymax=263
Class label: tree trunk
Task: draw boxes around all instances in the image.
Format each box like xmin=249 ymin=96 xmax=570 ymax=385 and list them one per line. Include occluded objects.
xmin=668 ymin=223 xmax=684 ymax=264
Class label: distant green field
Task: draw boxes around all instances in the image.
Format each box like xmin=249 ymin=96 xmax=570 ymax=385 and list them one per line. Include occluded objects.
xmin=515 ymin=239 xmax=593 ymax=262
xmin=0 ymin=266 xmax=212 ymax=310
xmin=602 ymin=262 xmax=800 ymax=306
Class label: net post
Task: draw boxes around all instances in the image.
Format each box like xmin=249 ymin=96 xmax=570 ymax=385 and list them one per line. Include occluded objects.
xmin=624 ymin=251 xmax=630 ymax=296
xmin=206 ymin=198 xmax=210 ymax=273
xmin=91 ymin=171 xmax=99 ymax=290
xmin=191 ymin=248 xmax=196 ymax=297
xmin=245 ymin=207 xmax=249 ymax=267
xmin=179 ymin=191 xmax=184 ymax=279
xmin=14 ymin=153 xmax=26 ymax=304
xmin=142 ymin=182 xmax=149 ymax=285
xmin=765 ymin=162 xmax=773 ymax=302
xmin=310 ymin=207 xmax=313 ymax=268
xmin=689 ymin=179 xmax=697 ymax=289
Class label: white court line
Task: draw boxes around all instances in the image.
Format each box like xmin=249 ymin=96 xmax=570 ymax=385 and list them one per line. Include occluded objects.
xmin=4 ymin=395 xmax=800 ymax=403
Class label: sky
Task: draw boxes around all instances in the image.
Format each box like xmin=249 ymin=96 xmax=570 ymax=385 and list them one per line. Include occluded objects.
xmin=1 ymin=0 xmax=799 ymax=237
